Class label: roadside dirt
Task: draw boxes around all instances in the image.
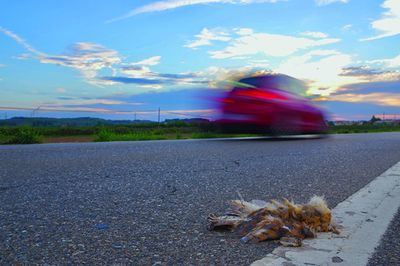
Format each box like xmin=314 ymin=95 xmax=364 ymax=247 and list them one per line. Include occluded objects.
xmin=43 ymin=136 xmax=95 ymax=143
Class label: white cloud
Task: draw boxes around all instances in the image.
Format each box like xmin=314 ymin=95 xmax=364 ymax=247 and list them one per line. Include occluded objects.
xmin=120 ymin=65 xmax=151 ymax=78
xmin=339 ymin=66 xmax=400 ymax=82
xmin=195 ymin=65 xmax=273 ymax=88
xmin=235 ymin=28 xmax=254 ymax=36
xmin=186 ymin=28 xmax=347 ymax=93
xmin=56 ymin=88 xmax=66 ymax=93
xmin=1 ymin=27 xmax=206 ymax=89
xmin=0 ymin=27 xmax=164 ymax=87
xmin=342 ymin=24 xmax=353 ymax=30
xmin=107 ymin=0 xmax=284 ymax=22
xmin=137 ymin=84 xmax=164 ymax=90
xmin=247 ymin=59 xmax=270 ymax=68
xmin=367 ymin=53 xmax=400 ymax=69
xmin=130 ymin=56 xmax=161 ymax=66
xmin=209 ymin=30 xmax=340 ymax=58
xmin=300 ymin=31 xmax=328 ymax=38
xmin=0 ymin=27 xmax=44 ymax=56
xmin=337 ymin=52 xmax=400 ymax=85
xmin=0 ymin=28 xmax=122 ymax=85
xmin=361 ymin=0 xmax=400 ymax=41
xmin=383 ymin=54 xmax=400 ymax=68
xmin=315 ymin=0 xmax=348 ymax=6
xmin=185 ymin=28 xmax=231 ymax=49
xmin=38 ymin=42 xmax=122 ymax=86
xmin=276 ymin=49 xmax=356 ymax=95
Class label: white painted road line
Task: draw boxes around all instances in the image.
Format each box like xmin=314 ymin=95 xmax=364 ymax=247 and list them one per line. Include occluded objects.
xmin=252 ymin=161 xmax=400 ymax=266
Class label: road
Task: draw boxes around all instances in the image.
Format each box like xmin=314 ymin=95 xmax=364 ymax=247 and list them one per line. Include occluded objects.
xmin=1 ymin=133 xmax=400 ymax=265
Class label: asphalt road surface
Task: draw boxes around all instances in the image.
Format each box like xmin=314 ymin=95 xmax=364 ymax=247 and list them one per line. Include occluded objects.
xmin=1 ymin=133 xmax=400 ymax=265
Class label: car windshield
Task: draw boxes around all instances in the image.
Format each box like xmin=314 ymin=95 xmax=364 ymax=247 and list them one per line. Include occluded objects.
xmin=237 ymin=75 xmax=307 ymax=96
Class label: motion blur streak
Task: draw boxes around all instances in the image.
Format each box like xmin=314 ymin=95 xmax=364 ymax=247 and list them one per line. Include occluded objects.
xmin=215 ymin=73 xmax=328 ymax=135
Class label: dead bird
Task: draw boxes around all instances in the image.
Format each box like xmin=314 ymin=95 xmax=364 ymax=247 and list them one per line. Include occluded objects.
xmin=208 ymin=196 xmax=338 ymax=245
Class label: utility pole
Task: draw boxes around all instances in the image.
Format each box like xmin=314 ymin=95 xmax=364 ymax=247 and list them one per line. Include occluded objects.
xmin=134 ymin=112 xmax=137 ymax=121
xmin=158 ymin=107 xmax=161 ymax=124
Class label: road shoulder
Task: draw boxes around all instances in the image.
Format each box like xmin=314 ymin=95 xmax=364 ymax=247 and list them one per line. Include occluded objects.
xmin=252 ymin=161 xmax=400 ymax=266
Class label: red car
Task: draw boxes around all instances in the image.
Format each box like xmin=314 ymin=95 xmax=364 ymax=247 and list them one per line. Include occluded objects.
xmin=216 ymin=74 xmax=328 ymax=135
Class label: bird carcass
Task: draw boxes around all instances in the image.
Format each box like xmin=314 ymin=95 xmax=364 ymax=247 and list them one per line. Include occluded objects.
xmin=207 ymin=196 xmax=338 ymax=246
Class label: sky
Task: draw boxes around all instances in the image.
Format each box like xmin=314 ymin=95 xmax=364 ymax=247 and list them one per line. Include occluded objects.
xmin=0 ymin=0 xmax=399 ymax=121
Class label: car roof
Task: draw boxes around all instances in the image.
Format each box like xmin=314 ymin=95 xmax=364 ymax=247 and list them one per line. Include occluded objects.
xmin=237 ymin=74 xmax=307 ymax=96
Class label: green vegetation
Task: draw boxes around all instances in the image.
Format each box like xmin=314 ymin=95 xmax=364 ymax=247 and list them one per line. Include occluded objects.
xmin=5 ymin=127 xmax=43 ymax=144
xmin=94 ymin=129 xmax=167 ymax=142
xmin=0 ymin=133 xmax=9 ymax=144
xmin=95 ymin=129 xmax=113 ymax=142
xmin=329 ymin=123 xmax=400 ymax=134
xmin=0 ymin=117 xmax=399 ymax=144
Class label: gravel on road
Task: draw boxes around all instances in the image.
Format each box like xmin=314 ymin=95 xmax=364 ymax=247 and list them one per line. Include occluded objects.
xmin=1 ymin=133 xmax=400 ymax=265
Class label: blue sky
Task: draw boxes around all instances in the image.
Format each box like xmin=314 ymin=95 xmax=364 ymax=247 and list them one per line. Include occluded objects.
xmin=0 ymin=0 xmax=399 ymax=120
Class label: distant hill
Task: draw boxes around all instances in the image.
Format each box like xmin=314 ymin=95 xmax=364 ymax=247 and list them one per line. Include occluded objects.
xmin=0 ymin=117 xmax=210 ymax=127
xmin=164 ymin=118 xmax=210 ymax=124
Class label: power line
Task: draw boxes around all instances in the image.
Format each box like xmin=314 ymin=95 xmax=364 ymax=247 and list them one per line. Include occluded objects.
xmin=0 ymin=105 xmax=215 ymax=120
xmin=163 ymin=111 xmax=211 ymax=120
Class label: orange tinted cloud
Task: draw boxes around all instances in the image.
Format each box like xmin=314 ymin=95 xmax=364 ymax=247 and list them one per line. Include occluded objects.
xmin=315 ymin=92 xmax=400 ymax=106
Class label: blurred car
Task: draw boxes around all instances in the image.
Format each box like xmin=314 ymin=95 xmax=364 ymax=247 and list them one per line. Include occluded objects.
xmin=216 ymin=74 xmax=328 ymax=135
